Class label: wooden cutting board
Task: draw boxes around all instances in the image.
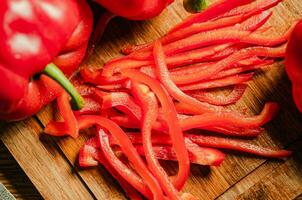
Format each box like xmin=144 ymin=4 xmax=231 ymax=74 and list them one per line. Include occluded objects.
xmin=1 ymin=0 xmax=302 ymax=199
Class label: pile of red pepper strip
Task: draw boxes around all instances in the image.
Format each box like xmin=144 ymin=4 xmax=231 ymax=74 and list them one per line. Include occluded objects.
xmin=44 ymin=0 xmax=295 ymax=199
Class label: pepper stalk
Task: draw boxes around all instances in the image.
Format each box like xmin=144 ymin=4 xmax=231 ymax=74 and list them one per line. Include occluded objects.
xmin=44 ymin=63 xmax=84 ymax=110
xmin=183 ymin=0 xmax=209 ymax=13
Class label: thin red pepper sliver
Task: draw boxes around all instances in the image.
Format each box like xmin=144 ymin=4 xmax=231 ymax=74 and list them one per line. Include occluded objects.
xmin=169 ymin=0 xmax=253 ymax=33
xmin=120 ymin=69 xmax=190 ymax=191
xmin=174 ymin=45 xmax=285 ymax=85
xmin=96 ymin=147 xmax=144 ymax=200
xmin=153 ymin=40 xmax=228 ymax=114
xmin=97 ymin=129 xmax=153 ymax=199
xmin=79 ymin=135 xmax=143 ymax=200
xmin=102 ymin=92 xmax=142 ymax=121
xmin=114 ymin=133 xmax=292 ymax=159
xmin=126 ymin=10 xmax=272 ymax=64
xmin=109 ymin=114 xmax=262 ymax=137
xmin=77 ymin=116 xmax=163 ymax=200
xmin=209 ymin=60 xmax=274 ymax=80
xmin=44 ymin=92 xmax=79 ymax=138
xmin=80 ymin=68 xmax=126 ymax=85
xmin=78 ymin=136 xmax=101 ymax=167
xmin=162 ymin=29 xmax=289 ymax=60
xmin=178 ymin=102 xmax=279 ymax=130
xmin=170 ymin=55 xmax=263 ymax=78
xmin=131 ymin=144 xmax=225 ymax=166
xmin=102 ymin=11 xmax=272 ymax=76
xmin=121 ymin=15 xmax=243 ymax=56
xmin=178 ymin=73 xmax=254 ymax=91
xmin=220 ymin=0 xmax=282 ymax=19
xmin=187 ymin=84 xmax=247 ymax=106
xmin=131 ymin=83 xmax=181 ymax=200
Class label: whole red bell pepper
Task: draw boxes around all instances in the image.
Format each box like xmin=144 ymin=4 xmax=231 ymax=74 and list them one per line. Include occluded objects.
xmin=95 ymin=0 xmax=174 ymax=20
xmin=0 ymin=0 xmax=93 ymax=121
xmin=285 ymin=20 xmax=302 ymax=112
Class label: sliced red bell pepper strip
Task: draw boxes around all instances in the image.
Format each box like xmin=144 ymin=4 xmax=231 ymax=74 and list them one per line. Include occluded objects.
xmin=78 ymin=135 xmax=143 ymax=200
xmin=109 ymin=114 xmax=262 ymax=137
xmin=78 ymin=137 xmax=100 ymax=167
xmin=121 ymin=43 xmax=151 ymax=55
xmin=220 ymin=0 xmax=282 ymax=19
xmin=121 ymin=69 xmax=190 ymax=191
xmin=170 ymin=55 xmax=262 ymax=77
xmin=96 ymin=148 xmax=144 ymax=200
xmin=131 ymin=82 xmax=181 ymax=199
xmin=109 ymin=115 xmax=165 ymax=132
xmin=80 ymin=68 xmax=127 ymax=85
xmin=162 ymin=28 xmax=290 ymax=57
xmin=210 ymin=60 xmax=274 ymax=80
xmin=120 ymin=144 xmax=225 ymax=166
xmin=97 ymin=129 xmax=153 ymax=199
xmin=169 ymin=0 xmax=253 ymax=33
xmin=178 ymin=102 xmax=279 ymax=130
xmin=178 ymin=73 xmax=254 ymax=91
xmin=102 ymin=92 xmax=142 ymax=121
xmin=187 ymin=84 xmax=247 ymax=106
xmin=285 ymin=20 xmax=302 ymax=112
xmin=76 ymin=96 xmax=102 ymax=115
xmin=132 ymin=13 xmax=252 ymax=55
xmin=102 ymin=11 xmax=272 ymax=76
xmin=44 ymin=91 xmax=79 ymax=138
xmin=173 ymin=45 xmax=285 ymax=84
xmin=77 ymin=116 xmax=163 ymax=200
xmin=128 ymin=10 xmax=272 ymax=62
xmin=153 ymin=40 xmax=228 ymax=113
xmin=114 ymin=132 xmax=292 ymax=159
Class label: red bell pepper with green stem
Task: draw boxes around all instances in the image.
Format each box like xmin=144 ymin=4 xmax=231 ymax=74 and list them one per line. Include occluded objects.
xmin=0 ymin=0 xmax=93 ymax=121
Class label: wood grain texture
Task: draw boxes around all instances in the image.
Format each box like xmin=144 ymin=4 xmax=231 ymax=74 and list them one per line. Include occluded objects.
xmin=0 ymin=141 xmax=42 ymax=200
xmin=1 ymin=0 xmax=302 ymax=199
xmin=0 ymin=119 xmax=94 ymax=200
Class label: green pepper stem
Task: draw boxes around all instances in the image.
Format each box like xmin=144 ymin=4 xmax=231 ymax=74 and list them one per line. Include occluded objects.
xmin=44 ymin=63 xmax=84 ymax=110
xmin=183 ymin=0 xmax=209 ymax=13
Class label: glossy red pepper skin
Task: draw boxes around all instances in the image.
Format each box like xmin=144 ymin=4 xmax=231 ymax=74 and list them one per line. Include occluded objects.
xmin=95 ymin=0 xmax=173 ymax=20
xmin=112 ymin=132 xmax=292 ymax=159
xmin=131 ymin=82 xmax=182 ymax=200
xmin=121 ymin=69 xmax=190 ymax=190
xmin=285 ymin=20 xmax=302 ymax=112
xmin=77 ymin=116 xmax=164 ymax=200
xmin=0 ymin=0 xmax=93 ymax=121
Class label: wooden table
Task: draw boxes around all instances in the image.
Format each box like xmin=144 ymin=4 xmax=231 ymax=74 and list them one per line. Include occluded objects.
xmin=1 ymin=0 xmax=302 ymax=199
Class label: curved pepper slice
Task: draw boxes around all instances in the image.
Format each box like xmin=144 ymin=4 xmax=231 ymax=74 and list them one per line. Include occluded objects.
xmin=77 ymin=115 xmax=164 ymax=200
xmin=131 ymin=82 xmax=182 ymax=199
xmin=121 ymin=69 xmax=190 ymax=190
xmin=114 ymin=132 xmax=292 ymax=159
xmin=187 ymin=84 xmax=247 ymax=106
xmin=78 ymin=135 xmax=143 ymax=200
